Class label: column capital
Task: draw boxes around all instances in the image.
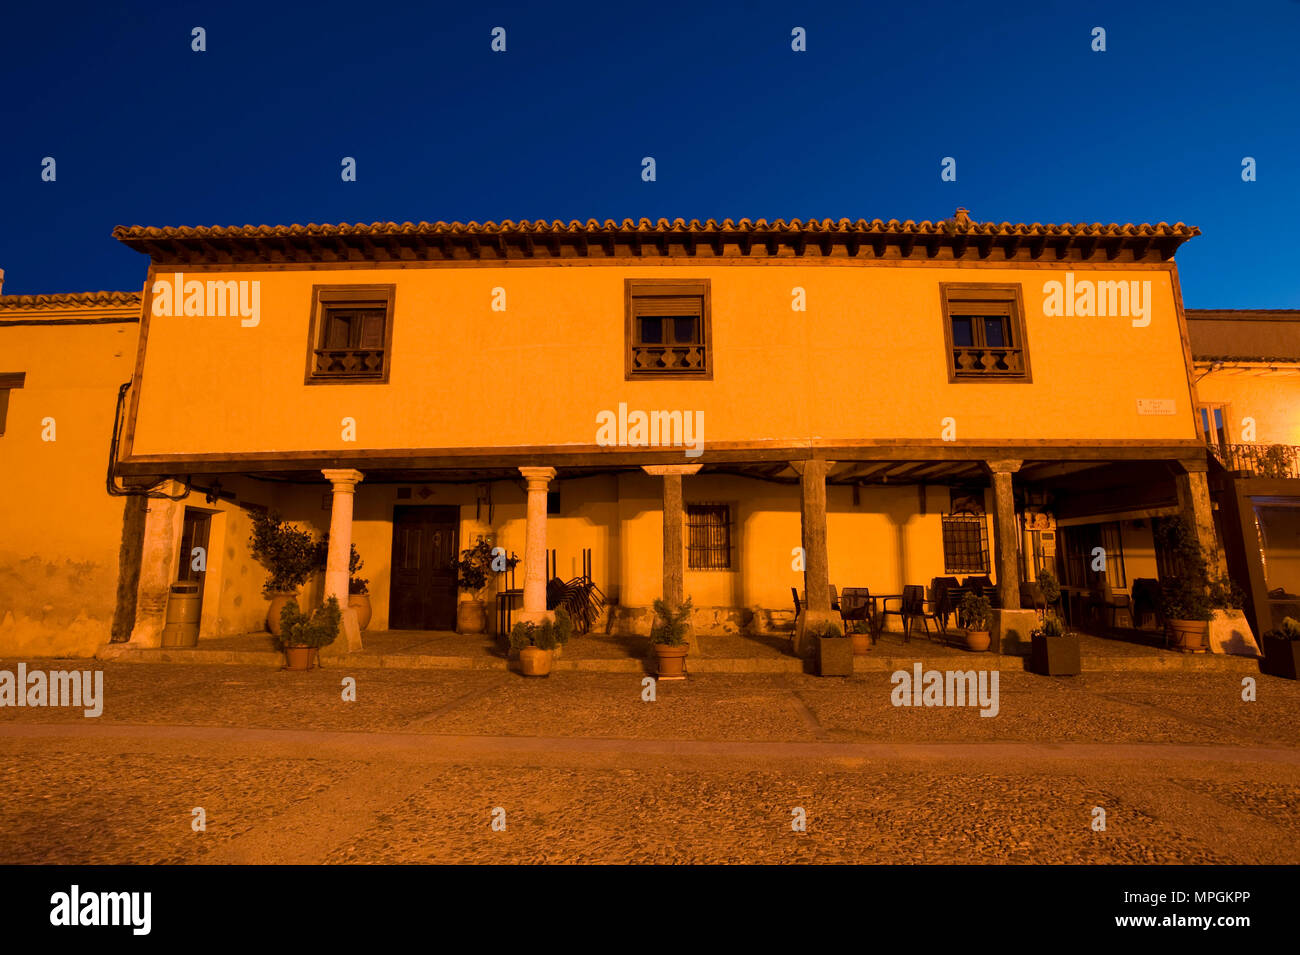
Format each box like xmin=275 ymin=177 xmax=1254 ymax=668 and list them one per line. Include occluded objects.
xmin=1173 ymin=456 xmax=1209 ymax=474
xmin=789 ymin=459 xmax=835 ymax=476
xmin=983 ymin=459 xmax=1023 ymax=475
xmin=321 ymin=468 xmax=365 ymax=488
xmin=641 ymin=464 xmax=703 ymax=476
xmin=518 ymin=466 xmax=556 ymax=489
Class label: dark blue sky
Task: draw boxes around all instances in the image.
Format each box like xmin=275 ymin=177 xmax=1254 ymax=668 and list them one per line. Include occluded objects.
xmin=2 ymin=0 xmax=1296 ymax=306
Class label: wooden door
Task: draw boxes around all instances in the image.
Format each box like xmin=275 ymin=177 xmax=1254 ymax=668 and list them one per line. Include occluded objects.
xmin=389 ymin=505 xmax=459 ymax=630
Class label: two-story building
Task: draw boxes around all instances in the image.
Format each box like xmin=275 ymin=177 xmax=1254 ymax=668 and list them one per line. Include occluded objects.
xmin=1186 ymin=309 xmax=1300 ymax=636
xmin=0 ymin=286 xmax=143 ymax=655
xmin=100 ymin=212 xmax=1219 ymax=655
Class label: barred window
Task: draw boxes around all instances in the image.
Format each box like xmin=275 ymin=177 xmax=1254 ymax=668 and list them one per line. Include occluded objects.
xmin=687 ymin=503 xmax=731 ymax=570
xmin=942 ymin=514 xmax=990 ymax=574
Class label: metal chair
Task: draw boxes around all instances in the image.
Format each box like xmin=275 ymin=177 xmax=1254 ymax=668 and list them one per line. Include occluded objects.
xmin=881 ymin=585 xmax=943 ymax=643
xmin=839 ymin=587 xmax=877 ymax=644
xmin=931 ymin=576 xmax=961 ymax=630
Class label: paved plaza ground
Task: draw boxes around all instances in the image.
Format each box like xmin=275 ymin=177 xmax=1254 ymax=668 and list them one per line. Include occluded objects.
xmin=1 ymin=631 xmax=1296 ymax=864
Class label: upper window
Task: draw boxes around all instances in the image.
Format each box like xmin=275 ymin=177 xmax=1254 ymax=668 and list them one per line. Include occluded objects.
xmin=1197 ymin=403 xmax=1229 ymax=452
xmin=0 ymin=372 xmax=25 ymax=436
xmin=940 ymin=284 xmax=1030 ymax=382
xmin=305 ymin=285 xmax=396 ymax=384
xmin=625 ymin=279 xmax=712 ymax=379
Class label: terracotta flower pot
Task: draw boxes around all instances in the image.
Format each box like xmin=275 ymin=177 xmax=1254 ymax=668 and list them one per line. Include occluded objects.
xmin=519 ymin=646 xmax=553 ymax=677
xmin=457 ymin=599 xmax=488 ymax=634
xmin=282 ymin=645 xmax=316 ymax=671
xmin=1168 ymin=618 xmax=1209 ymax=652
xmin=850 ymin=632 xmax=871 ymax=656
xmin=965 ymin=629 xmax=991 ymax=652
xmin=349 ymin=593 xmax=372 ymax=631
xmin=654 ymin=643 xmax=689 ymax=679
xmin=265 ymin=592 xmax=299 ymax=637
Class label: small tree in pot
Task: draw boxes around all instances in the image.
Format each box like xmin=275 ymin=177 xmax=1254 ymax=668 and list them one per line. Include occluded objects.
xmin=1154 ymin=517 xmax=1213 ymax=652
xmin=249 ymin=511 xmax=320 ymax=637
xmin=510 ymin=617 xmax=559 ymax=677
xmin=957 ymin=591 xmax=993 ymax=652
xmin=650 ymin=597 xmax=692 ymax=680
xmin=1260 ymin=616 xmax=1300 ymax=680
xmin=275 ymin=595 xmax=341 ymax=671
xmin=451 ymin=536 xmax=494 ymax=634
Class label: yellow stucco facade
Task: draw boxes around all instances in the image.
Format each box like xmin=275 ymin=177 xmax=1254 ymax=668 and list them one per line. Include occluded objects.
xmin=13 ymin=215 xmax=1280 ymax=657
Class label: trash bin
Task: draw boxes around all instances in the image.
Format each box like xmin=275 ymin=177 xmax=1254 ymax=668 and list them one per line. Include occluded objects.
xmin=160 ymin=580 xmax=202 ymax=647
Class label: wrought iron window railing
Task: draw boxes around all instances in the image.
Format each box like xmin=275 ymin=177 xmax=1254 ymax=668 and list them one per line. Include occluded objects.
xmin=1213 ymin=443 xmax=1300 ymax=479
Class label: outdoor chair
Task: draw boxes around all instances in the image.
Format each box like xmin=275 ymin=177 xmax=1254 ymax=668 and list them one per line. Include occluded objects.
xmin=981 ymin=585 xmax=1002 ymax=609
xmin=793 ymin=586 xmax=840 ymax=616
xmin=1088 ymin=582 xmax=1132 ymax=629
xmin=1130 ymin=578 xmax=1162 ymax=630
xmin=1020 ymin=581 xmax=1046 ymax=615
xmin=930 ymin=576 xmax=960 ymax=630
xmin=937 ymin=586 xmax=970 ymax=635
xmin=839 ymin=587 xmax=877 ymax=643
xmin=881 ymin=585 xmax=944 ymax=643
xmin=962 ymin=575 xmax=993 ymax=591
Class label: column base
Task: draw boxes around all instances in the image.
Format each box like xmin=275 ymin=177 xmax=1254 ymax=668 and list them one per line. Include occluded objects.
xmin=320 ymin=606 xmax=363 ymax=657
xmin=794 ymin=609 xmax=838 ymax=659
xmin=993 ymin=609 xmax=1039 ymax=656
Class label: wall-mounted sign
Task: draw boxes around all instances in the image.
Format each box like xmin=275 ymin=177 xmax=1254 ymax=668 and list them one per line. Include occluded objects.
xmin=1137 ymin=399 xmax=1177 ymax=415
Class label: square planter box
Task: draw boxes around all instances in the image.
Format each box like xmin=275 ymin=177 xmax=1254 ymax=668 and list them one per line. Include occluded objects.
xmin=1029 ymin=633 xmax=1080 ymax=676
xmin=818 ymin=636 xmax=854 ymax=677
xmin=1260 ymin=636 xmax=1300 ymax=680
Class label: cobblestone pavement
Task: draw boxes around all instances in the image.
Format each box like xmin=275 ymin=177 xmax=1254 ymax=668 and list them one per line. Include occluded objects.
xmin=0 ymin=662 xmax=1296 ymax=863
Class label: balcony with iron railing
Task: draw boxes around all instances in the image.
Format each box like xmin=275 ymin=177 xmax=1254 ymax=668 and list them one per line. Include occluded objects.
xmin=1212 ymin=443 xmax=1300 ymax=479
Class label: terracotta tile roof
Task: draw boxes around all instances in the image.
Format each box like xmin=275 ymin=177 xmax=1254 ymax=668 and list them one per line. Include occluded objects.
xmin=112 ymin=213 xmax=1199 ymax=241
xmin=112 ymin=210 xmax=1199 ymax=265
xmin=0 ymin=290 xmax=141 ymax=310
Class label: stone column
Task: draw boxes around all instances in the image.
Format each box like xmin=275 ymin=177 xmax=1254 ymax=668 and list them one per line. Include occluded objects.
xmin=517 ymin=466 xmax=556 ymax=624
xmin=127 ymin=481 xmax=187 ymax=648
xmin=986 ymin=459 xmax=1023 ymax=611
xmin=792 ymin=459 xmax=835 ymax=657
xmin=642 ymin=465 xmax=702 ymax=614
xmin=1174 ymin=461 xmax=1224 ymax=575
xmin=320 ymin=469 xmax=364 ymax=655
xmin=986 ymin=459 xmax=1037 ymax=655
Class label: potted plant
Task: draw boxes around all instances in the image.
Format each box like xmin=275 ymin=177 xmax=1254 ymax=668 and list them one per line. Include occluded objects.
xmin=451 ymin=536 xmax=494 ymax=634
xmin=274 ymin=595 xmax=341 ymax=671
xmin=957 ymin=591 xmax=992 ymax=652
xmin=1260 ymin=617 xmax=1300 ymax=680
xmin=550 ymin=607 xmax=573 ymax=659
xmin=510 ymin=617 xmax=558 ymax=677
xmin=649 ymin=597 xmax=692 ymax=680
xmin=1037 ymin=568 xmax=1061 ymax=617
xmin=1029 ymin=613 xmax=1081 ymax=676
xmin=1155 ymin=517 xmax=1213 ymax=652
xmin=810 ymin=620 xmax=852 ymax=676
xmin=249 ymin=511 xmax=319 ymax=637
